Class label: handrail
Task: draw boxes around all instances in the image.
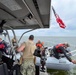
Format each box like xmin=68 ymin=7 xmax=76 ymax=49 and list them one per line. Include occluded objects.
xmin=70 ymin=50 xmax=76 ymax=53
xmin=4 ymin=25 xmax=18 ymax=47
xmin=18 ymin=29 xmax=36 ymax=43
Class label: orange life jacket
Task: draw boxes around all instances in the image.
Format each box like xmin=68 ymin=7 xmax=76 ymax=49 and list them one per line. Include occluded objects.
xmin=36 ymin=43 xmax=43 ymax=48
xmin=55 ymin=44 xmax=64 ymax=53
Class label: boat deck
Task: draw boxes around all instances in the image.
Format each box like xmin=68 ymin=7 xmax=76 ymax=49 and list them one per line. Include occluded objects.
xmin=40 ymin=72 xmax=49 ymax=75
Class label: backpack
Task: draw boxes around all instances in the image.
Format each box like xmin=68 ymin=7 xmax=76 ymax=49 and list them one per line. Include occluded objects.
xmin=33 ymin=48 xmax=41 ymax=57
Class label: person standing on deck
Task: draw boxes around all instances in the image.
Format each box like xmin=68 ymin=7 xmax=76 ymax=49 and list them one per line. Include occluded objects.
xmin=35 ymin=40 xmax=46 ymax=72
xmin=17 ymin=35 xmax=36 ymax=75
xmin=12 ymin=37 xmax=18 ymax=50
xmin=35 ymin=40 xmax=44 ymax=75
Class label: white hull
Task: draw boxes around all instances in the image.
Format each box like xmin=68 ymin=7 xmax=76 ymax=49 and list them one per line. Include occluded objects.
xmin=36 ymin=57 xmax=75 ymax=70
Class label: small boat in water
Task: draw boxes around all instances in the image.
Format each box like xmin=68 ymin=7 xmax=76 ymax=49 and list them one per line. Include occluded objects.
xmin=36 ymin=56 xmax=75 ymax=70
xmin=36 ymin=47 xmax=76 ymax=71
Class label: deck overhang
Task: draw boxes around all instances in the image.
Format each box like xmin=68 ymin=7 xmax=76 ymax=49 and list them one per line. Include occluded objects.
xmin=0 ymin=0 xmax=51 ymax=30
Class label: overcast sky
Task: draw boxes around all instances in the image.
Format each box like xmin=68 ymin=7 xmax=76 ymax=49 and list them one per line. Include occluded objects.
xmin=9 ymin=0 xmax=76 ymax=36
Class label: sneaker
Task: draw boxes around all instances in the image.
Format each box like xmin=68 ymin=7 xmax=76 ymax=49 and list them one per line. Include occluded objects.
xmin=40 ymin=67 xmax=46 ymax=72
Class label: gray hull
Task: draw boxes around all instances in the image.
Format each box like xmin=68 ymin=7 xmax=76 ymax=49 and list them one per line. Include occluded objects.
xmin=36 ymin=57 xmax=75 ymax=70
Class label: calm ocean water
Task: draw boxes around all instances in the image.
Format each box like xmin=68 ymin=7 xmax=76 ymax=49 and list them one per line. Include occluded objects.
xmin=18 ymin=36 xmax=76 ymax=50
xmin=1 ymin=35 xmax=76 ymax=75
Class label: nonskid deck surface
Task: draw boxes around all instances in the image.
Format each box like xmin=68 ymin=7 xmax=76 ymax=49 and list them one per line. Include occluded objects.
xmin=40 ymin=72 xmax=49 ymax=75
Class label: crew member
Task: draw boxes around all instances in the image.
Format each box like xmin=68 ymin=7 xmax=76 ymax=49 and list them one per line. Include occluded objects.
xmin=0 ymin=38 xmax=8 ymax=54
xmin=36 ymin=40 xmax=44 ymax=49
xmin=52 ymin=42 xmax=72 ymax=62
xmin=17 ymin=35 xmax=36 ymax=75
xmin=36 ymin=40 xmax=46 ymax=72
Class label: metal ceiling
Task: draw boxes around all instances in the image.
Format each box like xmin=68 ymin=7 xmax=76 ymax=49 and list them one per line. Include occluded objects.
xmin=0 ymin=0 xmax=51 ymax=30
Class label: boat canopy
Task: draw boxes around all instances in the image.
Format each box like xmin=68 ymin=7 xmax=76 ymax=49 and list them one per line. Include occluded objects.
xmin=0 ymin=0 xmax=51 ymax=30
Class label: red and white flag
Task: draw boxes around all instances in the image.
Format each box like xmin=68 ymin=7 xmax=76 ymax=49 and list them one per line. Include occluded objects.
xmin=52 ymin=6 xmax=66 ymax=29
